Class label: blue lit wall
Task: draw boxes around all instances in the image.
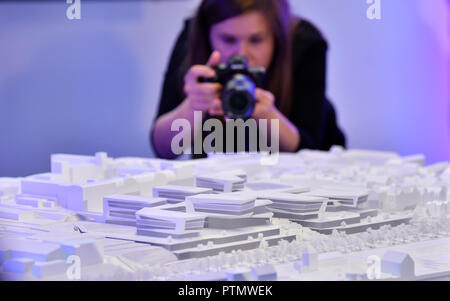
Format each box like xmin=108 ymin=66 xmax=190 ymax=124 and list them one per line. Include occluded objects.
xmin=292 ymin=0 xmax=450 ymax=165
xmin=0 ymin=0 xmax=449 ymax=177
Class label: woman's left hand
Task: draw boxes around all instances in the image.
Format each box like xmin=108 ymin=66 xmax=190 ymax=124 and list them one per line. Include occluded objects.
xmin=252 ymin=88 xmax=276 ymax=120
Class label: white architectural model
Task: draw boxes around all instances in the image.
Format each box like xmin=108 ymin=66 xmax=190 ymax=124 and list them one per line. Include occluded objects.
xmin=1 ymin=148 xmax=450 ymax=281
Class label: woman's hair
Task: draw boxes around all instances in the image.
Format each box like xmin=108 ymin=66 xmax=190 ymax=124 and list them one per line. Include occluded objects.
xmin=186 ymin=0 xmax=298 ymax=115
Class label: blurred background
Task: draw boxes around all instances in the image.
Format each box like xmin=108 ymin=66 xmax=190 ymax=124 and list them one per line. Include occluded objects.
xmin=0 ymin=0 xmax=449 ymax=177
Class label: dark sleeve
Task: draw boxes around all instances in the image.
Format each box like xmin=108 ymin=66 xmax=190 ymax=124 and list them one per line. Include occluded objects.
xmin=290 ymin=20 xmax=346 ymax=150
xmin=321 ymin=98 xmax=346 ymax=150
xmin=155 ymin=19 xmax=190 ymax=118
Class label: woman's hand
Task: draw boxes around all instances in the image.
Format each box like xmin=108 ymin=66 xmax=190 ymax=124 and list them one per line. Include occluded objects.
xmin=183 ymin=51 xmax=224 ymax=116
xmin=251 ymin=87 xmax=301 ymax=152
xmin=251 ymin=88 xmax=276 ymax=120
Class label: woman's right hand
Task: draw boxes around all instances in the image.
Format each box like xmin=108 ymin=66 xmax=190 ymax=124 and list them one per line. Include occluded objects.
xmin=183 ymin=51 xmax=224 ymax=116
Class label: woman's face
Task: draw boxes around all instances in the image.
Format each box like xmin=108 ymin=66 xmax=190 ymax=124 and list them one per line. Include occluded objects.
xmin=209 ymin=11 xmax=275 ymax=69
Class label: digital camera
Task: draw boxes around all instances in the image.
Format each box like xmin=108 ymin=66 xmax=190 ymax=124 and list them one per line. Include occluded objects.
xmin=199 ymin=55 xmax=266 ymax=119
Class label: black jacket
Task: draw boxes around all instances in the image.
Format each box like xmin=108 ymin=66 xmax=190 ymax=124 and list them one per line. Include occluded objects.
xmin=152 ymin=18 xmax=346 ymax=158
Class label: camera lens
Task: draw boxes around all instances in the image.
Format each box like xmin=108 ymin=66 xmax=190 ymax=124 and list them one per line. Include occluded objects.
xmin=230 ymin=93 xmax=250 ymax=111
xmin=222 ymin=74 xmax=256 ymax=119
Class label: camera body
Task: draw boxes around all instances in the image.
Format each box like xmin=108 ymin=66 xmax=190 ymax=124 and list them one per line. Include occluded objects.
xmin=199 ymin=55 xmax=266 ymax=119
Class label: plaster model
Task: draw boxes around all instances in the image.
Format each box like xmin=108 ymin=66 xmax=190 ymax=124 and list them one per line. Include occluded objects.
xmin=1 ymin=148 xmax=450 ymax=281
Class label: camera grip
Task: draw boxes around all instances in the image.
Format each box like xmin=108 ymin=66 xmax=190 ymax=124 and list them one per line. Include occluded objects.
xmin=198 ymin=76 xmax=217 ymax=83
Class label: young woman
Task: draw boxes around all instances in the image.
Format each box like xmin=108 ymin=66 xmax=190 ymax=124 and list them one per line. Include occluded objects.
xmin=151 ymin=0 xmax=346 ymax=159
